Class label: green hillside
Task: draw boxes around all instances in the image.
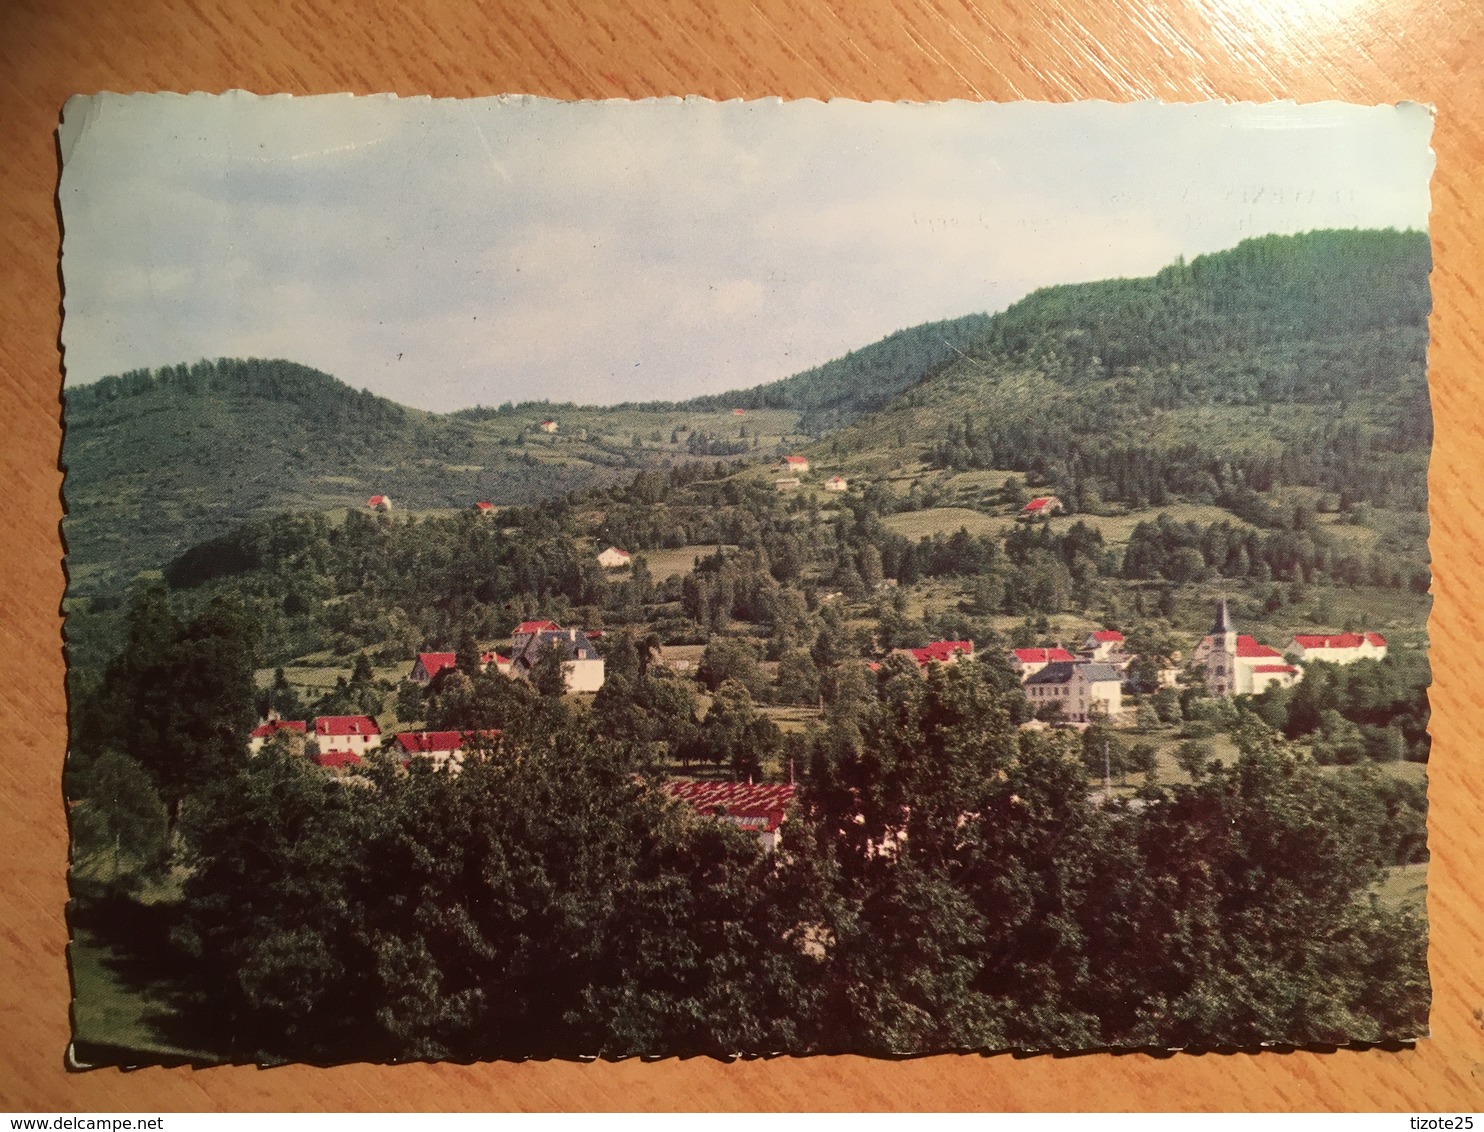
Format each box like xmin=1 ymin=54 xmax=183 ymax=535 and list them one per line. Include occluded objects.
xmin=62 ymin=358 xmax=814 ymax=592
xmin=815 ymin=229 xmax=1432 ymax=517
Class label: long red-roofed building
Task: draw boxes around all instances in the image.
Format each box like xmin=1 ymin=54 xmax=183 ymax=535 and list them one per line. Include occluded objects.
xmin=901 ymin=640 xmax=974 ymax=668
xmin=666 ymin=781 xmax=797 ymax=852
xmin=1285 ymin=632 xmax=1387 ymax=664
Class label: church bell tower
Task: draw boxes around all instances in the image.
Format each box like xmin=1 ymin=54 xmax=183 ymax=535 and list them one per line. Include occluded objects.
xmin=1206 ymin=597 xmax=1238 ymax=697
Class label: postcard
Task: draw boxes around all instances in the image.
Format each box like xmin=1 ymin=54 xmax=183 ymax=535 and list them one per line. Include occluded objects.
xmin=59 ymin=93 xmax=1434 ymax=1065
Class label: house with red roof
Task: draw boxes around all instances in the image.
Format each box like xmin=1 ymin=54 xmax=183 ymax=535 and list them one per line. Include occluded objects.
xmin=1082 ymin=629 xmax=1126 ymax=662
xmin=539 ymin=420 xmax=558 ymax=433
xmin=665 ymin=781 xmax=797 ymax=853
xmin=410 ymin=651 xmax=457 ymax=684
xmin=410 ymin=650 xmax=510 ymax=684
xmin=314 ymin=715 xmax=381 ymax=764
xmin=367 ymin=494 xmax=392 ymax=512
xmin=394 ymin=729 xmax=501 ymax=774
xmin=897 ymin=640 xmax=974 ymax=670
xmin=779 ymin=455 xmax=810 ymax=474
xmin=248 ymin=718 xmax=307 ymax=755
xmin=1019 ymin=495 xmax=1062 ymax=519
xmin=473 ymin=501 xmax=496 ymax=516
xmin=824 ymin=475 xmax=848 ymax=493
xmin=1285 ymin=632 xmax=1387 ymax=665
xmin=1009 ymin=646 xmax=1076 ymax=682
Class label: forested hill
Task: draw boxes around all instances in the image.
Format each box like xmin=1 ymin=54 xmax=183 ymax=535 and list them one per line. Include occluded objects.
xmin=676 ymin=313 xmax=991 ymax=432
xmin=62 ymin=359 xmax=618 ymax=592
xmin=824 ymin=229 xmax=1432 ymax=513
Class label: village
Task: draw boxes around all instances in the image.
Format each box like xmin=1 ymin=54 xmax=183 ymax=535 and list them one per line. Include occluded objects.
xmin=253 ymin=467 xmax=1394 ymax=850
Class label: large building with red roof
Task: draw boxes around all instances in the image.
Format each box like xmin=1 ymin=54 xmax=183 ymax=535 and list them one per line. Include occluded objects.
xmin=314 ymin=715 xmax=382 ymax=761
xmin=665 ymin=781 xmax=797 ymax=853
xmin=1285 ymin=632 xmax=1387 ymax=665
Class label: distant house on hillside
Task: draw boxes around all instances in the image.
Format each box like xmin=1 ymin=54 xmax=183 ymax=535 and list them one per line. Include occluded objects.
xmin=1019 ymin=496 xmax=1061 ymax=519
xmin=780 ymin=455 xmax=810 ymax=474
xmin=314 ymin=715 xmax=381 ymax=766
xmin=1286 ymin=632 xmax=1387 ymax=665
xmin=666 ymin=781 xmax=797 ymax=854
xmin=597 ymin=546 xmax=632 ymax=569
xmin=774 ymin=478 xmax=801 ymax=492
xmin=825 ymin=476 xmax=848 ymax=493
xmin=1024 ymin=662 xmax=1124 ymax=723
xmin=367 ymin=494 xmax=392 ymax=512
xmin=898 ymin=640 xmax=974 ymax=669
xmin=248 ymin=719 xmax=306 ymax=755
xmin=539 ymin=420 xmax=558 ymax=433
xmin=511 ymin=626 xmax=605 ymax=693
xmin=732 ymin=408 xmax=746 ymax=416
xmin=394 ymin=729 xmax=500 ymax=774
xmin=1009 ymin=646 xmax=1076 ymax=681
xmin=473 ymin=501 xmax=496 ymax=516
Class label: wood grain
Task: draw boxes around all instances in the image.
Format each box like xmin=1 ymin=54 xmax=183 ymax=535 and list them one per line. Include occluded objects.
xmin=3 ymin=0 xmax=1482 ymax=1111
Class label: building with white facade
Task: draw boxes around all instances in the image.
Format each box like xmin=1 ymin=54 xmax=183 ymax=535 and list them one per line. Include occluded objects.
xmin=1285 ymin=632 xmax=1388 ymax=664
xmin=1023 ymin=661 xmax=1125 ymax=723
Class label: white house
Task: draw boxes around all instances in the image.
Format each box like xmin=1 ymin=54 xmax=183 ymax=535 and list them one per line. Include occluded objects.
xmin=314 ymin=715 xmax=382 ymax=766
xmin=539 ymin=420 xmax=558 ymax=433
xmin=1286 ymin=632 xmax=1388 ymax=665
xmin=824 ymin=476 xmax=848 ymax=493
xmin=774 ymin=478 xmax=801 ymax=492
xmin=1009 ymin=646 xmax=1076 ymax=682
xmin=1023 ymin=661 xmax=1124 ymax=723
xmin=597 ymin=546 xmax=632 ymax=569
xmin=1195 ymin=600 xmax=1301 ymax=696
xmin=248 ymin=719 xmax=306 ymax=755
xmin=780 ymin=455 xmax=810 ymax=474
xmin=511 ymin=626 xmax=605 ymax=693
xmin=666 ymin=781 xmax=797 ymax=854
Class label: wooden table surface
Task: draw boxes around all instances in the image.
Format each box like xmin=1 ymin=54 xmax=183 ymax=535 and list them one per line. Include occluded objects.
xmin=3 ymin=0 xmax=1482 ymax=1112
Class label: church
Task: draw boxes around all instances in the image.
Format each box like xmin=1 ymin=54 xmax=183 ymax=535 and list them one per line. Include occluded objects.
xmin=1193 ymin=599 xmax=1302 ymax=697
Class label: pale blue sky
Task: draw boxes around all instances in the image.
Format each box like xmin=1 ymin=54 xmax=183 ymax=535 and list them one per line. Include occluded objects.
xmin=59 ymin=95 xmax=1432 ymax=412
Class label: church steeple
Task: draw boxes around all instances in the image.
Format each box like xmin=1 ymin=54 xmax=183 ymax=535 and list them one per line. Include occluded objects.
xmin=1209 ymin=597 xmax=1234 ymax=636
